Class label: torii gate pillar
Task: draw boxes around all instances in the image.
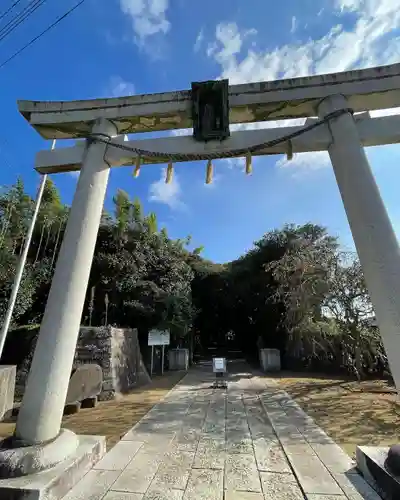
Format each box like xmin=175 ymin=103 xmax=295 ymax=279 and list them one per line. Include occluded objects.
xmin=318 ymin=94 xmax=400 ymax=390
xmin=15 ymin=118 xmax=118 ymax=447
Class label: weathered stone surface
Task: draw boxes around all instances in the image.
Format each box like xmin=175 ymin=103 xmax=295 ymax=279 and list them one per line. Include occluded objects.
xmin=260 ymin=471 xmax=303 ymax=500
xmin=310 ymin=443 xmax=355 ymax=473
xmin=225 ymin=454 xmax=262 ymax=492
xmin=333 ymin=470 xmax=383 ymax=500
xmin=94 ymin=440 xmax=143 ymax=471
xmin=253 ymin=442 xmax=291 ymax=473
xmin=305 ymin=496 xmax=347 ymax=500
xmin=226 ymin=436 xmax=254 ymax=455
xmin=104 ymin=492 xmax=144 ymax=500
xmin=0 ymin=365 xmax=15 ymax=421
xmin=144 ymin=486 xmax=184 ymax=500
xmin=284 ymin=450 xmax=343 ymax=495
xmin=16 ymin=326 xmax=151 ymax=403
xmin=66 ymin=364 xmax=103 ymax=405
xmin=151 ymin=449 xmax=194 ymax=489
xmin=0 ymin=435 xmax=106 ymax=500
xmin=224 ymin=492 xmax=264 ymax=500
xmin=63 ymin=469 xmax=121 ymax=500
xmin=56 ymin=365 xmax=377 ymax=500
xmin=112 ymin=451 xmax=162 ymax=494
xmin=193 ymin=437 xmax=225 ymax=470
xmin=183 ymin=469 xmax=223 ymax=500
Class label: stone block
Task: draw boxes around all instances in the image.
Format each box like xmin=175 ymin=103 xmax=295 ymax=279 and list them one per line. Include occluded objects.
xmin=81 ymin=397 xmax=98 ymax=409
xmin=112 ymin=451 xmax=161 ymax=494
xmin=184 ymin=469 xmax=223 ymax=500
xmin=259 ymin=471 xmax=303 ymax=500
xmin=94 ymin=440 xmax=143 ymax=471
xmin=0 ymin=365 xmax=16 ymax=421
xmin=0 ymin=435 xmax=105 ymax=500
xmin=64 ymin=401 xmax=81 ymax=415
xmin=225 ymin=454 xmax=262 ymax=493
xmin=356 ymin=445 xmax=398 ymax=499
xmin=66 ymin=363 xmax=103 ymax=404
xmin=259 ymin=349 xmax=281 ymax=372
xmin=284 ymin=449 xmax=344 ymax=496
xmin=169 ymin=349 xmax=189 ymax=371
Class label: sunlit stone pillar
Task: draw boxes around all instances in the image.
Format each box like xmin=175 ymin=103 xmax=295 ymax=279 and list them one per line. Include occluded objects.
xmin=15 ymin=118 xmax=118 ymax=445
xmin=318 ymin=94 xmax=400 ymax=392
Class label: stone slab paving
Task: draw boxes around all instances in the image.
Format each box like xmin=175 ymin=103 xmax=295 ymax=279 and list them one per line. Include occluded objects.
xmin=62 ymin=363 xmax=382 ymax=500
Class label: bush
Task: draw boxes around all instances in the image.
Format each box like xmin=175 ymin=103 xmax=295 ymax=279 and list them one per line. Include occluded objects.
xmin=0 ymin=324 xmax=39 ymax=368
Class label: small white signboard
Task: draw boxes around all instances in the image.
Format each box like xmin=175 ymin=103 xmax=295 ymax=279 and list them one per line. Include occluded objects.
xmin=148 ymin=329 xmax=170 ymax=346
xmin=213 ymin=357 xmax=226 ymax=373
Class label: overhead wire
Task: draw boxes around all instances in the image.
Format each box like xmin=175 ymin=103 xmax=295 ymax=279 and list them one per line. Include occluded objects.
xmin=0 ymin=0 xmax=47 ymax=44
xmin=0 ymin=0 xmax=23 ymax=22
xmin=0 ymin=0 xmax=87 ymax=69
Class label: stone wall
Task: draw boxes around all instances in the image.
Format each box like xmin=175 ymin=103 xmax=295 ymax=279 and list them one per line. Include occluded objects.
xmin=16 ymin=326 xmax=150 ymax=402
xmin=0 ymin=365 xmax=16 ymax=420
xmin=75 ymin=326 xmax=151 ymax=400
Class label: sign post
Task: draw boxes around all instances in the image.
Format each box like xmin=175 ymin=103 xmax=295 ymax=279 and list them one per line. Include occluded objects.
xmin=148 ymin=329 xmax=170 ymax=376
xmin=212 ymin=357 xmax=227 ymax=388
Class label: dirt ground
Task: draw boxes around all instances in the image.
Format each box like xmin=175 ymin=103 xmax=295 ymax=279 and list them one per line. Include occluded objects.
xmin=0 ymin=371 xmax=185 ymax=450
xmin=273 ymin=372 xmax=400 ymax=458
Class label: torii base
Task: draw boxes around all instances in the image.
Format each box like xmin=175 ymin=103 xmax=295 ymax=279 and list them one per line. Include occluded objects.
xmin=0 ymin=434 xmax=105 ymax=499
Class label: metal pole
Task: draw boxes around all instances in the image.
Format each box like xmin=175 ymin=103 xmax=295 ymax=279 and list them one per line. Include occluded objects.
xmin=0 ymin=140 xmax=56 ymax=359
xmin=150 ymin=345 xmax=154 ymax=377
xmin=161 ymin=345 xmax=164 ymax=375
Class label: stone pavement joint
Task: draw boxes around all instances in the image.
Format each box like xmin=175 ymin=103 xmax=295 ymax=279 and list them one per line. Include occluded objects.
xmin=62 ymin=363 xmax=382 ymax=500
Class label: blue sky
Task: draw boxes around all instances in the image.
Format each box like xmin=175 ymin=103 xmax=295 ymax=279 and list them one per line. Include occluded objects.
xmin=1 ymin=0 xmax=400 ymax=263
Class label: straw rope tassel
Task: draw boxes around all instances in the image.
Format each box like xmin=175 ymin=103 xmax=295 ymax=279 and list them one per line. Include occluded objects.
xmin=287 ymin=140 xmax=293 ymax=161
xmin=166 ymin=162 xmax=174 ymax=184
xmin=245 ymin=152 xmax=252 ymax=175
xmin=206 ymin=159 xmax=213 ymax=184
xmin=133 ymin=155 xmax=141 ymax=177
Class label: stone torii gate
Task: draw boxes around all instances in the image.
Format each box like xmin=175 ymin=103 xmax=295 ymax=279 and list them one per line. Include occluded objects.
xmin=1 ymin=63 xmax=400 ymax=495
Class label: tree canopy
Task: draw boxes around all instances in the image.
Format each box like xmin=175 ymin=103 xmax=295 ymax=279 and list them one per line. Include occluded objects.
xmin=0 ymin=177 xmax=389 ymax=380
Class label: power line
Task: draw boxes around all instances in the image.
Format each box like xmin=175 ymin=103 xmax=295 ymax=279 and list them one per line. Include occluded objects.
xmin=0 ymin=0 xmax=47 ymax=44
xmin=0 ymin=0 xmax=23 ymax=22
xmin=0 ymin=0 xmax=87 ymax=69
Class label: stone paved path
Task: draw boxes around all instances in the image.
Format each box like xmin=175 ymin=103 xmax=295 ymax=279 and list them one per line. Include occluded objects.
xmin=63 ymin=363 xmax=382 ymax=499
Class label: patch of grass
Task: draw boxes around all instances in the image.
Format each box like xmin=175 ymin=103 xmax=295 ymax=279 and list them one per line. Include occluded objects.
xmin=274 ymin=371 xmax=400 ymax=458
xmin=0 ymin=371 xmax=185 ymax=450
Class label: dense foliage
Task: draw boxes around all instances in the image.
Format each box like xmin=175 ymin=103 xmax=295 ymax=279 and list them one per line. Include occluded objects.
xmin=0 ymin=178 xmax=390 ymax=380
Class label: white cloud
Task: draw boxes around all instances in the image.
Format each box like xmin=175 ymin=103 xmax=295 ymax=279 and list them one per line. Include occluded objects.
xmin=206 ymin=0 xmax=400 ymax=172
xmin=290 ymin=16 xmax=297 ymax=34
xmin=335 ymin=0 xmax=363 ymax=12
xmin=109 ymin=76 xmax=135 ymax=97
xmin=148 ymin=167 xmax=185 ymax=210
xmin=194 ymin=28 xmax=204 ymax=53
xmin=276 ymin=151 xmax=331 ymax=173
xmin=119 ymin=0 xmax=170 ymax=43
